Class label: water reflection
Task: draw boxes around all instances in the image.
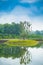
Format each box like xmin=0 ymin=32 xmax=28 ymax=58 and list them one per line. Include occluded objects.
xmin=0 ymin=43 xmax=43 ymax=65
xmin=20 ymin=50 xmax=32 ymax=65
xmin=0 ymin=44 xmax=31 ymax=65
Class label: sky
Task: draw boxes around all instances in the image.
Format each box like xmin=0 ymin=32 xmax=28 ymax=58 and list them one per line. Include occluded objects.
xmin=0 ymin=0 xmax=43 ymax=31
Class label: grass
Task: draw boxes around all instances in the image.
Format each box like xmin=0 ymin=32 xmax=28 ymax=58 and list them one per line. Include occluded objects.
xmin=4 ymin=39 xmax=38 ymax=46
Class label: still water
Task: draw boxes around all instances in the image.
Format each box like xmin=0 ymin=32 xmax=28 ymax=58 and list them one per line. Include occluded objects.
xmin=0 ymin=44 xmax=43 ymax=65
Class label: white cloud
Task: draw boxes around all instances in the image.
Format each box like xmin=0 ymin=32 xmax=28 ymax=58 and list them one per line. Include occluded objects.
xmin=32 ymin=22 xmax=43 ymax=31
xmin=0 ymin=6 xmax=31 ymax=24
xmin=0 ymin=6 xmax=43 ymax=31
xmin=0 ymin=14 xmax=31 ymax=24
xmin=11 ymin=6 xmax=32 ymax=16
xmin=0 ymin=13 xmax=43 ymax=31
xmin=31 ymin=16 xmax=43 ymax=31
xmin=20 ymin=0 xmax=39 ymax=3
xmin=0 ymin=15 xmax=16 ymax=24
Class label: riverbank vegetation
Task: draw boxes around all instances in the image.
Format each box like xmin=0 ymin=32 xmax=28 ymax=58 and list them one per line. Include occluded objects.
xmin=4 ymin=39 xmax=38 ymax=46
xmin=0 ymin=21 xmax=43 ymax=40
xmin=0 ymin=21 xmax=43 ymax=46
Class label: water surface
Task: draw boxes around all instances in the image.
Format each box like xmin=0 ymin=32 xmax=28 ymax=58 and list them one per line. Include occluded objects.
xmin=0 ymin=43 xmax=43 ymax=65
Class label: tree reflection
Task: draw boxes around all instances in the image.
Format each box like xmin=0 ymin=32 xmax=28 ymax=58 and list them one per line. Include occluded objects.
xmin=20 ymin=49 xmax=32 ymax=65
xmin=0 ymin=44 xmax=32 ymax=65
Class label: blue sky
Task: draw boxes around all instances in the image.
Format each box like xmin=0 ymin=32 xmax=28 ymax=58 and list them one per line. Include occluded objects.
xmin=0 ymin=0 xmax=43 ymax=30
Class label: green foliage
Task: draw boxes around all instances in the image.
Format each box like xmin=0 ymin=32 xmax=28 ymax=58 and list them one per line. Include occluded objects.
xmin=4 ymin=39 xmax=38 ymax=46
xmin=0 ymin=45 xmax=26 ymax=58
xmin=0 ymin=22 xmax=25 ymax=39
xmin=0 ymin=22 xmax=43 ymax=40
xmin=0 ymin=45 xmax=31 ymax=64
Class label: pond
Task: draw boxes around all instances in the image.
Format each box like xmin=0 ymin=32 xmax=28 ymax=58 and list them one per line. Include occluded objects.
xmin=0 ymin=42 xmax=43 ymax=65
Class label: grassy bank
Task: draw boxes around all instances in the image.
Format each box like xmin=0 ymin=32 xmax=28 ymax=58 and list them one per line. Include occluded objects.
xmin=4 ymin=39 xmax=38 ymax=46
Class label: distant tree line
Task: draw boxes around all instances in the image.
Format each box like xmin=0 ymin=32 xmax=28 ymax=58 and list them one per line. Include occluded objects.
xmin=0 ymin=21 xmax=43 ymax=39
xmin=0 ymin=21 xmax=31 ymax=39
xmin=0 ymin=22 xmax=24 ymax=38
xmin=29 ymin=30 xmax=43 ymax=40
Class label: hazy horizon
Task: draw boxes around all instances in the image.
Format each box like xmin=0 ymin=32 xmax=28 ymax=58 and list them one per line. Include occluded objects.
xmin=0 ymin=0 xmax=43 ymax=31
